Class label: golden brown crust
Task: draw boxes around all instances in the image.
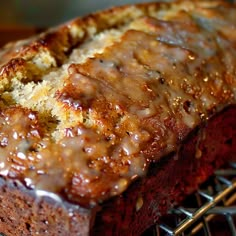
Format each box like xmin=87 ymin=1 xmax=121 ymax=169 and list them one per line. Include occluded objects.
xmin=0 ymin=0 xmax=235 ymax=207
xmin=0 ymin=2 xmax=165 ymax=92
xmin=0 ymin=3 xmax=156 ymax=68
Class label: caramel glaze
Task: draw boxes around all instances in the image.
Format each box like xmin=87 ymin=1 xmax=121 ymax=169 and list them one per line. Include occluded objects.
xmin=0 ymin=4 xmax=236 ymax=207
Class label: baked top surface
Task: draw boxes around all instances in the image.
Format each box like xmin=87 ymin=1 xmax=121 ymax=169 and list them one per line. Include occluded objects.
xmin=0 ymin=0 xmax=235 ymax=207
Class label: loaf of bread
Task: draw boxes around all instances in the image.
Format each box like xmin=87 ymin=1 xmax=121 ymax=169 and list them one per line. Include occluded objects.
xmin=0 ymin=0 xmax=235 ymax=235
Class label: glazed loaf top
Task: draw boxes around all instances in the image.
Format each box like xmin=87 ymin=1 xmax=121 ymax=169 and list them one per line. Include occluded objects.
xmin=0 ymin=0 xmax=235 ymax=207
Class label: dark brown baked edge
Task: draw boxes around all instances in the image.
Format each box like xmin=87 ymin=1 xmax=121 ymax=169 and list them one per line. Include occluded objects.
xmin=0 ymin=177 xmax=95 ymax=235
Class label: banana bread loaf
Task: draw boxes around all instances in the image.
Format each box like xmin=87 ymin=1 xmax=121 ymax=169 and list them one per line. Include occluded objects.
xmin=0 ymin=0 xmax=235 ymax=235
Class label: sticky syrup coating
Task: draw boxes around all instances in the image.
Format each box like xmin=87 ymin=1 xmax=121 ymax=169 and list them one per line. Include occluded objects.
xmin=0 ymin=0 xmax=235 ymax=206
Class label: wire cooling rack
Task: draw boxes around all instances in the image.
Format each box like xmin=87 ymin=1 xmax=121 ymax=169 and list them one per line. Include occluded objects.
xmin=146 ymin=162 xmax=236 ymax=236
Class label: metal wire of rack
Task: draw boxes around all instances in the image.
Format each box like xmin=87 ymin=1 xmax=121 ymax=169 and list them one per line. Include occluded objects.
xmin=149 ymin=162 xmax=236 ymax=236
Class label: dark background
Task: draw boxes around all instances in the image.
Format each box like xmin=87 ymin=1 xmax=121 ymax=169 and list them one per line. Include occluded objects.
xmin=0 ymin=0 xmax=157 ymax=27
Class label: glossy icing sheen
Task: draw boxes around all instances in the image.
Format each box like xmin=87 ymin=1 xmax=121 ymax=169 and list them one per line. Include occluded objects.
xmin=0 ymin=1 xmax=235 ymax=206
